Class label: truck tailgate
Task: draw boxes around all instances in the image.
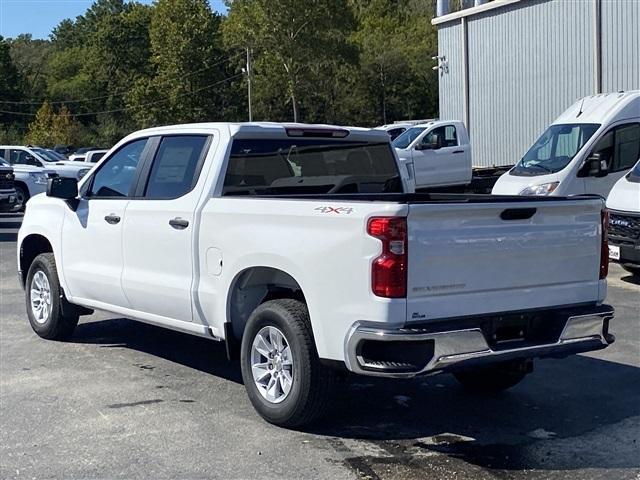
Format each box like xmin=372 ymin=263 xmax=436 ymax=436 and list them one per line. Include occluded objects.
xmin=406 ymin=199 xmax=603 ymax=322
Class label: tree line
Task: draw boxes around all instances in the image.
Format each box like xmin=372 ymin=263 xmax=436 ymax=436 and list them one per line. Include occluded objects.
xmin=0 ymin=0 xmax=439 ymax=147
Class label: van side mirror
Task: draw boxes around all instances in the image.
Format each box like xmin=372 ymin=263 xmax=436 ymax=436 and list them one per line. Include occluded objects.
xmin=582 ymin=153 xmax=609 ymax=178
xmin=47 ymin=176 xmax=78 ymax=200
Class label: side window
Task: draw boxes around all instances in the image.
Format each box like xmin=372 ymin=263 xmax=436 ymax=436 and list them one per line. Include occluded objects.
xmin=591 ymin=123 xmax=640 ymax=173
xmin=144 ymin=135 xmax=208 ymax=199
xmin=89 ymin=139 xmax=147 ymax=197
xmin=423 ymin=126 xmax=457 ymax=147
xmin=90 ymin=152 xmax=106 ymax=163
xmin=10 ymin=149 xmax=31 ymax=165
xmin=443 ymin=125 xmax=458 ymax=147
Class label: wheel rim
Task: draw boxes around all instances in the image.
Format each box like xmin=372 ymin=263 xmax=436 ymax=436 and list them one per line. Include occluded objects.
xmin=250 ymin=326 xmax=294 ymax=404
xmin=14 ymin=188 xmax=25 ymax=210
xmin=30 ymin=270 xmax=51 ymax=324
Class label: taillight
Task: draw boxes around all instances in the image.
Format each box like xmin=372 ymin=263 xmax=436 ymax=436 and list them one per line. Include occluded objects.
xmin=600 ymin=209 xmax=609 ymax=279
xmin=367 ymin=217 xmax=407 ymax=298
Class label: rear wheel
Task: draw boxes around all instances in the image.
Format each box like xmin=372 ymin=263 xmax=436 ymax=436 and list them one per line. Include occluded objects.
xmin=240 ymin=299 xmax=334 ymax=427
xmin=454 ymin=359 xmax=530 ymax=393
xmin=25 ymin=253 xmax=78 ymax=340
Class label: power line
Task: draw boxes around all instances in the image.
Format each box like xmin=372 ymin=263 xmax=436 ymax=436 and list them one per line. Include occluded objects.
xmin=0 ymin=51 xmax=245 ymax=106
xmin=0 ymin=72 xmax=244 ymax=118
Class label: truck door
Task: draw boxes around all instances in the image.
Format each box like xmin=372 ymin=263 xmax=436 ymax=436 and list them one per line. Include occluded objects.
xmin=412 ymin=125 xmax=470 ymax=188
xmin=582 ymin=123 xmax=640 ymax=198
xmin=61 ymin=138 xmax=149 ymax=307
xmin=121 ymin=135 xmax=211 ymax=323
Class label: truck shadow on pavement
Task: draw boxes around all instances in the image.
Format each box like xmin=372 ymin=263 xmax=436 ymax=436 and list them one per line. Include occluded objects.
xmin=72 ymin=317 xmax=640 ymax=473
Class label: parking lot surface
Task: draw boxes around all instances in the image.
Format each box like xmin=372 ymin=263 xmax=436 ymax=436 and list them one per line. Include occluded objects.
xmin=1 ymin=213 xmax=639 ymax=480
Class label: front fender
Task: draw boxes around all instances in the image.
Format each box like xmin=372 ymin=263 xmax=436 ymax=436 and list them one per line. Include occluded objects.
xmin=18 ymin=197 xmax=67 ymax=291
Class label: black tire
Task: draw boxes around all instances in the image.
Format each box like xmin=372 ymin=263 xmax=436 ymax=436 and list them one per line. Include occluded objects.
xmin=621 ymin=264 xmax=640 ymax=277
xmin=14 ymin=184 xmax=29 ymax=212
xmin=454 ymin=359 xmax=530 ymax=393
xmin=240 ymin=299 xmax=334 ymax=427
xmin=25 ymin=253 xmax=78 ymax=341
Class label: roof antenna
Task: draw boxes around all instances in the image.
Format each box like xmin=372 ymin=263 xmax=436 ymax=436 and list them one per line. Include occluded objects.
xmin=576 ymin=97 xmax=586 ymax=118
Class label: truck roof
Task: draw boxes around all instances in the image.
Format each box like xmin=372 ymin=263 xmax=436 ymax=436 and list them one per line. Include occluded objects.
xmin=130 ymin=122 xmax=391 ymax=143
xmin=553 ymin=90 xmax=640 ymax=126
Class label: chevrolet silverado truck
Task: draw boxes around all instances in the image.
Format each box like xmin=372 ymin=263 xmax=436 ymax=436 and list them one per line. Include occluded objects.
xmin=18 ymin=123 xmax=615 ymax=427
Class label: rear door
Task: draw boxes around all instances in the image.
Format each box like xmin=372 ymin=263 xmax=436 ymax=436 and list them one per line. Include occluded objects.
xmin=405 ymin=198 xmax=603 ymax=322
xmin=121 ymin=135 xmax=211 ymax=322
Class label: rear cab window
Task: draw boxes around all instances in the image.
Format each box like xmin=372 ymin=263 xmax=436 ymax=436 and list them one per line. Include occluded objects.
xmin=222 ymin=138 xmax=402 ymax=196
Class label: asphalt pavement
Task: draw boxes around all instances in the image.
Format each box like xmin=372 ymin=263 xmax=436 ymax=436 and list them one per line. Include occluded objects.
xmin=1 ymin=212 xmax=639 ymax=479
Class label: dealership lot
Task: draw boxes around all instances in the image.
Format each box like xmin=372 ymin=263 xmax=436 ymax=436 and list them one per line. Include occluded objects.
xmin=1 ymin=213 xmax=639 ymax=480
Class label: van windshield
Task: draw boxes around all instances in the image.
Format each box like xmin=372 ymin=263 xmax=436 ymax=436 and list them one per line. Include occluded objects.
xmin=223 ymin=139 xmax=402 ymax=196
xmin=628 ymin=158 xmax=640 ymax=183
xmin=511 ymin=123 xmax=600 ymax=176
xmin=392 ymin=126 xmax=427 ymax=149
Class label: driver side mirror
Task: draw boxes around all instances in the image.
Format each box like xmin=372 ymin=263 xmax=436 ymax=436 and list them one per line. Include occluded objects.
xmin=47 ymin=177 xmax=78 ymax=210
xmin=583 ymin=153 xmax=609 ymax=178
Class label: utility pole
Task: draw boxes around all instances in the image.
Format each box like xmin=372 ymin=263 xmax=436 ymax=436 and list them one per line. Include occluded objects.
xmin=246 ymin=47 xmax=253 ymax=122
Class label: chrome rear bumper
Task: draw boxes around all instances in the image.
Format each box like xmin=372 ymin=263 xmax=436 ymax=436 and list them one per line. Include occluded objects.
xmin=345 ymin=307 xmax=614 ymax=378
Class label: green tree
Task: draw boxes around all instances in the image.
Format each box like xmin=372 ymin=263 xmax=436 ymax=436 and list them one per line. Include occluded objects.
xmin=0 ymin=35 xmax=24 ymax=127
xmin=223 ymin=0 xmax=356 ymax=123
xmin=127 ymin=0 xmax=228 ymax=126
xmin=26 ymin=102 xmax=83 ymax=146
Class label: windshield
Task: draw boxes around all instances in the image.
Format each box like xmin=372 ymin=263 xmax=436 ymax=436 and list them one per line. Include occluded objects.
xmin=32 ymin=148 xmax=61 ymax=162
xmin=392 ymin=126 xmax=427 ymax=149
xmin=0 ymin=157 xmax=7 ymax=166
xmin=627 ymin=158 xmax=640 ymax=183
xmin=223 ymin=139 xmax=402 ymax=196
xmin=511 ymin=123 xmax=600 ymax=176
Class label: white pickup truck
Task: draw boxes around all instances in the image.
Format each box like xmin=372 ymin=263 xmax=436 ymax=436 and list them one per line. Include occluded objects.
xmin=393 ymin=121 xmax=510 ymax=192
xmin=18 ymin=123 xmax=614 ymax=427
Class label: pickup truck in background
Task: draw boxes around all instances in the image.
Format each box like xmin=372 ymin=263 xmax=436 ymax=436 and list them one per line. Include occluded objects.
xmin=1 ymin=145 xmax=91 ymax=182
xmin=392 ymin=121 xmax=511 ymax=193
xmin=606 ymin=157 xmax=640 ymax=276
xmin=18 ymin=123 xmax=614 ymax=427
xmin=0 ymin=155 xmax=53 ymax=211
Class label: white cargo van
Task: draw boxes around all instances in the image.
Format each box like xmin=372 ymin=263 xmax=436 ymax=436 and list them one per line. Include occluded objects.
xmin=493 ymin=91 xmax=640 ymax=198
xmin=606 ymin=158 xmax=640 ymax=276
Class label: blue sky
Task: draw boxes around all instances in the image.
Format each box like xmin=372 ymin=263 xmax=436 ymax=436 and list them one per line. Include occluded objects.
xmin=0 ymin=0 xmax=228 ymax=40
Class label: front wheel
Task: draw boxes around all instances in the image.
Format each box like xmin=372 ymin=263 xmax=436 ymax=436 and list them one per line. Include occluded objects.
xmin=240 ymin=299 xmax=334 ymax=427
xmin=13 ymin=184 xmax=29 ymax=212
xmin=25 ymin=253 xmax=78 ymax=340
xmin=454 ymin=359 xmax=531 ymax=393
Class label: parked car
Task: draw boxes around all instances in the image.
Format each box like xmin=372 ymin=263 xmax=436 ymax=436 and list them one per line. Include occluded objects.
xmin=68 ymin=147 xmax=101 ymax=162
xmin=0 ymin=157 xmax=17 ymax=212
xmin=606 ymin=157 xmax=640 ymax=276
xmin=493 ymin=91 xmax=640 ymax=197
xmin=375 ymin=123 xmax=413 ymax=141
xmin=66 ymin=149 xmax=109 ymax=164
xmin=18 ymin=122 xmax=614 ymax=427
xmin=1 ymin=145 xmax=92 ymax=181
xmin=0 ymin=155 xmax=54 ymax=211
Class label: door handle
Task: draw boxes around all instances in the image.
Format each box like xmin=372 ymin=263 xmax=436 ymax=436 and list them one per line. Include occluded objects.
xmin=169 ymin=217 xmax=189 ymax=229
xmin=452 ymin=150 xmax=464 ymax=154
xmin=104 ymin=214 xmax=121 ymax=224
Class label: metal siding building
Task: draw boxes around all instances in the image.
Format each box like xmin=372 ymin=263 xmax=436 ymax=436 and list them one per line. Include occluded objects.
xmin=434 ymin=0 xmax=640 ymax=167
